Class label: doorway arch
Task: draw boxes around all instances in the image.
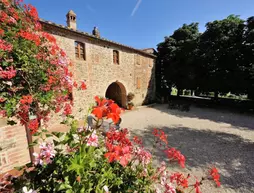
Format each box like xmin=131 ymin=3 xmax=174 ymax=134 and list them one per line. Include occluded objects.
xmin=105 ymin=81 xmax=127 ymax=108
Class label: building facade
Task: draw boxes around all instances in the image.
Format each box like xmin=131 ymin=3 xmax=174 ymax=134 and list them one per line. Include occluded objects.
xmin=41 ymin=10 xmax=156 ymax=120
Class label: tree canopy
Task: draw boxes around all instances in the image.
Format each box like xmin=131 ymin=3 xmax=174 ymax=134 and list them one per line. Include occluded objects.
xmin=157 ymin=15 xmax=254 ymax=99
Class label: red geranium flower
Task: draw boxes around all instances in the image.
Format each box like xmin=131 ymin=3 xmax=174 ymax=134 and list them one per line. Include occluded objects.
xmin=170 ymin=172 xmax=189 ymax=188
xmin=194 ymin=180 xmax=201 ymax=193
xmin=209 ymin=167 xmax=221 ymax=187
xmin=20 ymin=95 xmax=33 ymax=105
xmin=80 ymin=81 xmax=87 ymax=90
xmin=28 ymin=118 xmax=39 ymax=134
xmin=63 ymin=103 xmax=72 ymax=115
xmin=133 ymin=136 xmax=142 ymax=145
xmin=164 ymin=147 xmax=185 ymax=168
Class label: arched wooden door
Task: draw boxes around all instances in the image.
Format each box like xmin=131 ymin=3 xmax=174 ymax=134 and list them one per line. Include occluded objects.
xmin=105 ymin=81 xmax=127 ymax=108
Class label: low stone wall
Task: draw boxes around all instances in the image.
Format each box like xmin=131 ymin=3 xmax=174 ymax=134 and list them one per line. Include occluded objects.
xmin=0 ymin=119 xmax=30 ymax=174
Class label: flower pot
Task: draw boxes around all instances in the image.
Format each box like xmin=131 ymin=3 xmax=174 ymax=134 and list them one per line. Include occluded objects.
xmin=128 ymin=105 xmax=134 ymax=110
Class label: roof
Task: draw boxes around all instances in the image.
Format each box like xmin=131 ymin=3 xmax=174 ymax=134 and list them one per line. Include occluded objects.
xmin=40 ymin=19 xmax=156 ymax=58
xmin=141 ymin=48 xmax=157 ymax=54
xmin=142 ymin=48 xmax=155 ymax=51
xmin=67 ymin=10 xmax=76 ymax=16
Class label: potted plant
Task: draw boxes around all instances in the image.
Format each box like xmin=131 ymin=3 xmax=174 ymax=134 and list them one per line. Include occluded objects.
xmin=127 ymin=92 xmax=135 ymax=110
xmin=128 ymin=101 xmax=134 ymax=110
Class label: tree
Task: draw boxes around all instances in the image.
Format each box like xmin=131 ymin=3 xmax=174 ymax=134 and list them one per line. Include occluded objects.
xmin=198 ymin=15 xmax=245 ymax=97
xmin=157 ymin=23 xmax=200 ymax=96
xmin=243 ymin=16 xmax=254 ymax=99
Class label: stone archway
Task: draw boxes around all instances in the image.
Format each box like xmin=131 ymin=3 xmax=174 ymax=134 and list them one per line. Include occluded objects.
xmin=105 ymin=81 xmax=127 ymax=108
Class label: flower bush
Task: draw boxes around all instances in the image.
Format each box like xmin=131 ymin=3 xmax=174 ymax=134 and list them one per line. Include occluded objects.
xmin=0 ymin=0 xmax=85 ymax=132
xmin=0 ymin=1 xmax=221 ymax=193
xmin=0 ymin=97 xmax=220 ymax=193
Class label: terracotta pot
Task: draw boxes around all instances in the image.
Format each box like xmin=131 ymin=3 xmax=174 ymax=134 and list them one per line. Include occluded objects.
xmin=128 ymin=105 xmax=134 ymax=110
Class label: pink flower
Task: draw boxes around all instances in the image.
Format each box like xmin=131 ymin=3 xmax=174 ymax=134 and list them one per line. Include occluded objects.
xmin=0 ymin=39 xmax=13 ymax=52
xmin=87 ymin=131 xmax=99 ymax=147
xmin=0 ymin=66 xmax=16 ymax=79
xmin=157 ymin=161 xmax=167 ymax=176
xmin=33 ymin=152 xmax=43 ymax=166
xmin=8 ymin=17 xmax=17 ymax=24
xmin=0 ymin=110 xmax=7 ymax=117
xmin=164 ymin=183 xmax=176 ymax=193
xmin=33 ymin=142 xmax=55 ymax=165
xmin=134 ymin=147 xmax=152 ymax=166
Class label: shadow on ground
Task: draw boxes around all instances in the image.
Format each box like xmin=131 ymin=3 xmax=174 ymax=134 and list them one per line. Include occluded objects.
xmin=131 ymin=125 xmax=254 ymax=192
xmin=151 ymin=104 xmax=254 ymax=130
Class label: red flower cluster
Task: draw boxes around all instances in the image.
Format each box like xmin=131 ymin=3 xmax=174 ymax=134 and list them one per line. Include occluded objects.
xmin=105 ymin=143 xmax=132 ymax=167
xmin=0 ymin=0 xmax=75 ymax=132
xmin=0 ymin=11 xmax=9 ymax=23
xmin=106 ymin=128 xmax=132 ymax=147
xmin=133 ymin=136 xmax=143 ymax=145
xmin=92 ymin=96 xmax=122 ymax=123
xmin=105 ymin=129 xmax=133 ymax=167
xmin=7 ymin=7 xmax=19 ymax=21
xmin=28 ymin=118 xmax=39 ymax=134
xmin=41 ymin=32 xmax=56 ymax=44
xmin=63 ymin=103 xmax=72 ymax=116
xmin=164 ymin=148 xmax=186 ymax=168
xmin=24 ymin=4 xmax=39 ymax=21
xmin=18 ymin=30 xmax=41 ymax=46
xmin=80 ymin=81 xmax=87 ymax=90
xmin=20 ymin=95 xmax=33 ymax=104
xmin=2 ymin=0 xmax=10 ymax=7
xmin=209 ymin=167 xmax=221 ymax=187
xmin=170 ymin=173 xmax=189 ymax=188
xmin=0 ymin=39 xmax=13 ymax=52
xmin=194 ymin=180 xmax=201 ymax=193
xmin=0 ymin=28 xmax=4 ymax=36
xmin=153 ymin=128 xmax=168 ymax=145
xmin=0 ymin=66 xmax=16 ymax=79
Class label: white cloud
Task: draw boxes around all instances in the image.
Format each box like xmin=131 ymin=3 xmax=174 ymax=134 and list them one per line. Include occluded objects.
xmin=131 ymin=0 xmax=142 ymax=17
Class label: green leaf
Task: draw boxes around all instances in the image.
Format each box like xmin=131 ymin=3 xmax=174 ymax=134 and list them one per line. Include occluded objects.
xmin=52 ymin=131 xmax=65 ymax=138
xmin=46 ymin=133 xmax=53 ymax=138
xmin=57 ymin=183 xmax=72 ymax=191
xmin=7 ymin=120 xmax=17 ymax=125
xmin=28 ymin=139 xmax=38 ymax=147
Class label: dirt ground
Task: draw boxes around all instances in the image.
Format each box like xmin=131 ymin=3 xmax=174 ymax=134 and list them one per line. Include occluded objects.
xmin=121 ymin=104 xmax=254 ymax=193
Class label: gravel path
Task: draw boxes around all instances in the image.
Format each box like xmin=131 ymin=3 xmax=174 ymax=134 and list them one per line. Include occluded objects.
xmin=120 ymin=104 xmax=254 ymax=193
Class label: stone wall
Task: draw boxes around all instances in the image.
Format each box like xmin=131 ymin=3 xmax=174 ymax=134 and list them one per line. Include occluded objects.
xmin=0 ymin=119 xmax=30 ymax=174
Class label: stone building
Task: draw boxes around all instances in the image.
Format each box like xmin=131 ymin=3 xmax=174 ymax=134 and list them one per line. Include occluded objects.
xmin=41 ymin=10 xmax=156 ymax=120
xmin=0 ymin=10 xmax=156 ymax=174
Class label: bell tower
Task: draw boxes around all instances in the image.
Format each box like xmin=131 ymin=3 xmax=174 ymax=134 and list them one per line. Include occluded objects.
xmin=66 ymin=10 xmax=77 ymax=30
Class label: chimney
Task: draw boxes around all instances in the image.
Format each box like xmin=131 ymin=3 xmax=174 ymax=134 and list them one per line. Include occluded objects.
xmin=92 ymin=26 xmax=100 ymax=38
xmin=66 ymin=10 xmax=77 ymax=30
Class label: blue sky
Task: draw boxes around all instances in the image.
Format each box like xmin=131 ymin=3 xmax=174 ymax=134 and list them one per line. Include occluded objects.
xmin=24 ymin=0 xmax=254 ymax=49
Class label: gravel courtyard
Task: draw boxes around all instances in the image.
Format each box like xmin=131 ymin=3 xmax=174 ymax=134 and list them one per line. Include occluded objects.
xmin=120 ymin=104 xmax=254 ymax=193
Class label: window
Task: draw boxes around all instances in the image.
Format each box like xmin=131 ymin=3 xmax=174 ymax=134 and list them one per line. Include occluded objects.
xmin=136 ymin=77 xmax=141 ymax=89
xmin=113 ymin=50 xmax=119 ymax=64
xmin=75 ymin=41 xmax=85 ymax=60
